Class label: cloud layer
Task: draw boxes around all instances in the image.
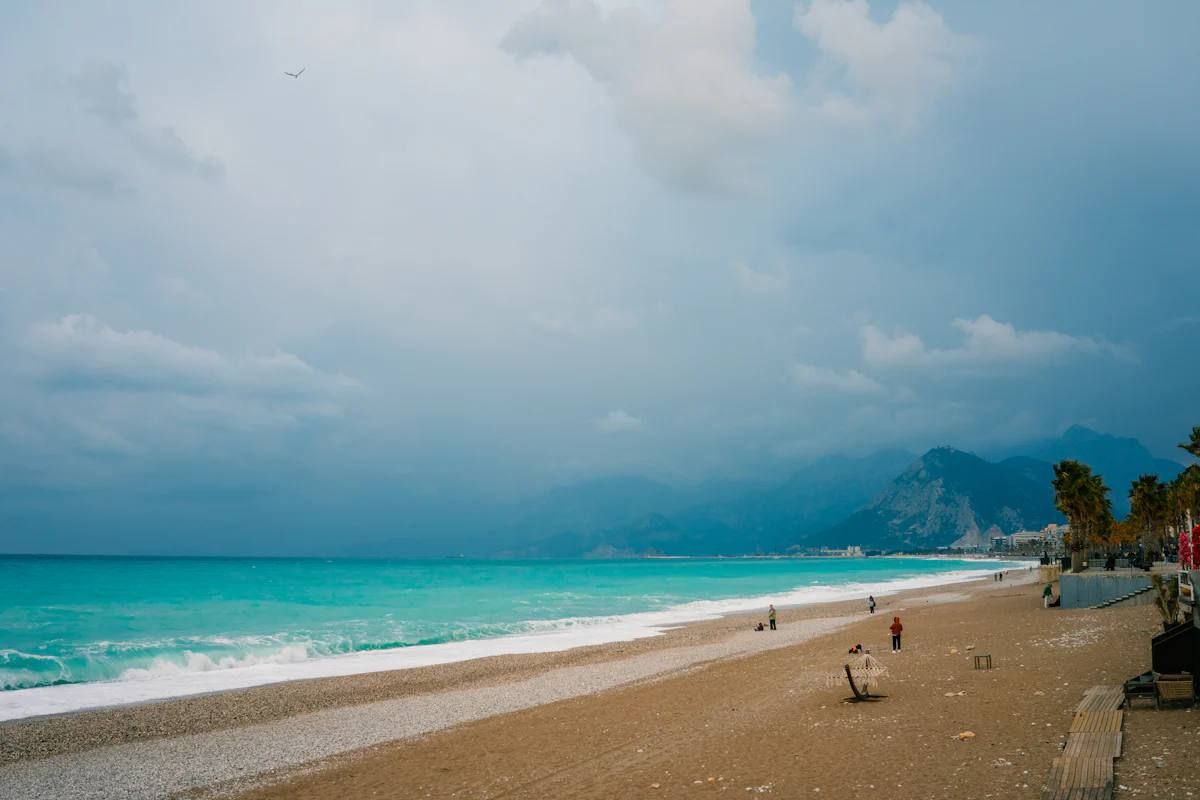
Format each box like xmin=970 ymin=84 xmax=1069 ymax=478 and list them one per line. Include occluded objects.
xmin=861 ymin=315 xmax=1127 ymax=369
xmin=504 ymin=0 xmax=792 ymax=191
xmin=795 ymin=0 xmax=974 ymax=127
xmin=28 ymin=315 xmax=356 ymax=401
xmin=1 ymin=1 xmax=1198 ymax=554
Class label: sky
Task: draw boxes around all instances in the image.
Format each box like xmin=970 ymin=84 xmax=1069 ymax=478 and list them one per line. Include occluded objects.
xmin=2 ymin=1 xmax=1198 ymax=555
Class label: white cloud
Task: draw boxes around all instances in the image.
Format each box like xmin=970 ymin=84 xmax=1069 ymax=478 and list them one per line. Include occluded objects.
xmin=791 ymin=362 xmax=884 ymax=394
xmin=503 ymin=0 xmax=791 ymax=191
xmin=26 ymin=314 xmax=358 ymax=401
xmin=734 ymin=261 xmax=789 ymax=295
xmin=68 ymin=62 xmax=221 ymax=179
xmin=595 ymin=408 xmax=643 ymax=432
xmin=861 ymin=314 xmax=1126 ymax=368
xmin=861 ymin=325 xmax=927 ymax=366
xmin=794 ymin=0 xmax=973 ymax=129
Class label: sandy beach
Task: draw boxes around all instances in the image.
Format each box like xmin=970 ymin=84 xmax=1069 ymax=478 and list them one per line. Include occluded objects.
xmin=2 ymin=570 xmax=1196 ymax=800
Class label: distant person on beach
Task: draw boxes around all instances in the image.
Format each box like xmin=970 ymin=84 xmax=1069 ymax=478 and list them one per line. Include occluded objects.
xmin=768 ymin=604 xmax=777 ymax=630
xmin=1043 ymin=583 xmax=1054 ymax=608
xmin=890 ymin=616 xmax=903 ymax=652
xmin=868 ymin=595 xmax=876 ymax=614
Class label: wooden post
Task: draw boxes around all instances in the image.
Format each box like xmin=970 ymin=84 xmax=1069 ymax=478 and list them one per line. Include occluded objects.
xmin=845 ymin=664 xmax=869 ymax=701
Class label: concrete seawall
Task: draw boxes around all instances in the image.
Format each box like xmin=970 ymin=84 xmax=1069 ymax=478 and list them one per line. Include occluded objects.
xmin=1059 ymin=572 xmax=1154 ymax=609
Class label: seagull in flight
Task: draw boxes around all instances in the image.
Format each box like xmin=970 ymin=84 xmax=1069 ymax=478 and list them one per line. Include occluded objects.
xmin=284 ymin=67 xmax=306 ymax=78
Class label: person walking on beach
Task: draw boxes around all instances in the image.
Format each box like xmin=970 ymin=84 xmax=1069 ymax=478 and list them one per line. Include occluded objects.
xmin=868 ymin=595 xmax=876 ymax=614
xmin=889 ymin=616 xmax=903 ymax=652
xmin=768 ymin=604 xmax=777 ymax=630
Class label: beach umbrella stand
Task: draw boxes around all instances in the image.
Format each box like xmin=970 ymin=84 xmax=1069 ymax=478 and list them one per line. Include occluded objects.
xmin=827 ymin=652 xmax=889 ymax=702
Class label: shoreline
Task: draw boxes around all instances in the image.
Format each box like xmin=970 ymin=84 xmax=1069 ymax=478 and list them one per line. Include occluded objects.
xmin=0 ymin=570 xmax=1027 ymax=764
xmin=235 ymin=570 xmax=1159 ymax=800
xmin=7 ymin=567 xmax=1171 ymax=800
xmin=2 ymin=566 xmax=1152 ymax=800
xmin=0 ymin=559 xmax=1023 ymax=723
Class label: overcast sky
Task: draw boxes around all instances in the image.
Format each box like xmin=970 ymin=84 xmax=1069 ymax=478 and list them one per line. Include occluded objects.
xmin=2 ymin=1 xmax=1198 ymax=554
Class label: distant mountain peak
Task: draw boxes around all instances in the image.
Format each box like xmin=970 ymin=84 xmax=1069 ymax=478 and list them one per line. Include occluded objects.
xmin=919 ymin=445 xmax=976 ymax=461
xmin=820 ymin=448 xmax=1061 ymax=551
xmin=1061 ymin=424 xmax=1105 ymax=442
xmin=1015 ymin=425 xmax=1183 ymax=514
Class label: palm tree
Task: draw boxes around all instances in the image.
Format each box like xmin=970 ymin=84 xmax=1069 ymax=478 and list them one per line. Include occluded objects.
xmin=1086 ymin=472 xmax=1115 ymax=555
xmin=1053 ymin=460 xmax=1112 ymax=572
xmin=1179 ymin=426 xmax=1200 ymax=460
xmin=1169 ymin=465 xmax=1200 ymax=532
xmin=1175 ymin=424 xmax=1200 ymax=535
xmin=1130 ymin=474 xmax=1169 ymax=555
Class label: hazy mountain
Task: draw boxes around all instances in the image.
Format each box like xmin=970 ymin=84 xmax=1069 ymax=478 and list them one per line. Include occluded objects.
xmin=998 ymin=455 xmax=1055 ymax=486
xmin=495 ymin=426 xmax=1177 ymax=557
xmin=998 ymin=425 xmax=1184 ymax=515
xmin=818 ymin=447 xmax=1062 ymax=551
xmin=669 ymin=450 xmax=918 ymax=553
xmin=498 ymin=450 xmax=914 ymax=557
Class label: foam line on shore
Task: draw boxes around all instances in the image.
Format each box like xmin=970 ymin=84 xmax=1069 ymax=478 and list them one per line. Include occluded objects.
xmin=0 ymin=563 xmax=1020 ymax=721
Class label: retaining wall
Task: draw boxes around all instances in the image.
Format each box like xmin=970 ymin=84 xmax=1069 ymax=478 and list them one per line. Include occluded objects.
xmin=1059 ymin=572 xmax=1154 ymax=609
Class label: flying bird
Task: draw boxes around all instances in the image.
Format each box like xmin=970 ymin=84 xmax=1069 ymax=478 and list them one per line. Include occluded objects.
xmin=284 ymin=67 xmax=306 ymax=78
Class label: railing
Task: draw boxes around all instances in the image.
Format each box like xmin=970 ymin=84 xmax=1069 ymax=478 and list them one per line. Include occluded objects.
xmin=1087 ymin=558 xmax=1133 ymax=570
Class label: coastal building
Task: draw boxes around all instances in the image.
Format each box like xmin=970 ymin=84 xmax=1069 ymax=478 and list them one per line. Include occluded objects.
xmin=805 ymin=545 xmax=866 ymax=558
xmin=990 ymin=524 xmax=1070 ymax=554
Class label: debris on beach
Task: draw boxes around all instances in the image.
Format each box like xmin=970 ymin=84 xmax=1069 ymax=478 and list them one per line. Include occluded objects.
xmin=943 ymin=690 xmax=967 ymax=697
xmin=957 ymin=731 xmax=977 ymax=740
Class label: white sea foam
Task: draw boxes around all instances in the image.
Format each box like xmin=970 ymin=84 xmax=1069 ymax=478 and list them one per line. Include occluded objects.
xmin=0 ymin=563 xmax=1020 ymax=721
xmin=116 ymin=645 xmax=313 ymax=681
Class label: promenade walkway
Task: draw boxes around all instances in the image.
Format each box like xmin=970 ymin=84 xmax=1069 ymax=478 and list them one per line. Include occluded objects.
xmin=1041 ymin=685 xmax=1124 ymax=800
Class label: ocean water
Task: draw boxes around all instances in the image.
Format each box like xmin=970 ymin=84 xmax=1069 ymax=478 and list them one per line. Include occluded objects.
xmin=0 ymin=555 xmax=1018 ymax=720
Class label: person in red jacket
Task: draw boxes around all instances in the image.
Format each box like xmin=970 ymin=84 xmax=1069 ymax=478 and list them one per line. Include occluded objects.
xmin=889 ymin=616 xmax=903 ymax=652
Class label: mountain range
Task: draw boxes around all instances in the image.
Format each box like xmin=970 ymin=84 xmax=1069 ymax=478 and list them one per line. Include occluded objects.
xmin=494 ymin=426 xmax=1186 ymax=557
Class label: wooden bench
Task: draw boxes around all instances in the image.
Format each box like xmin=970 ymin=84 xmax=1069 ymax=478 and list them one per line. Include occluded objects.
xmin=1155 ymin=674 xmax=1196 ymax=710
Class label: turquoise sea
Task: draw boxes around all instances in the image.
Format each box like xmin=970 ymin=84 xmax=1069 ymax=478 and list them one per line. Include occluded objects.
xmin=0 ymin=555 xmax=1016 ymax=720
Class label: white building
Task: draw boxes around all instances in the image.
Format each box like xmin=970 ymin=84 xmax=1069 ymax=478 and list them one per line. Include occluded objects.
xmin=991 ymin=524 xmax=1069 ymax=552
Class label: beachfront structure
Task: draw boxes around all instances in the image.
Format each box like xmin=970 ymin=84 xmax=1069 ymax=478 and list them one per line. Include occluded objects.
xmin=1042 ymin=523 xmax=1069 ymax=545
xmin=990 ymin=523 xmax=1069 ymax=554
xmin=797 ymin=545 xmax=866 ymax=557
